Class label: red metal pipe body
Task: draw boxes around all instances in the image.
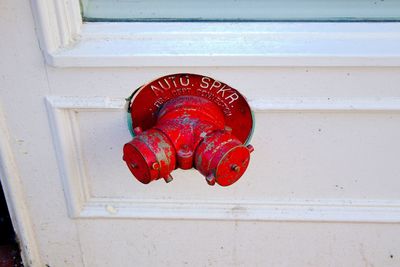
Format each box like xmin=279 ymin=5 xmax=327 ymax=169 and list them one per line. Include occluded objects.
xmin=123 ymin=95 xmax=253 ymax=186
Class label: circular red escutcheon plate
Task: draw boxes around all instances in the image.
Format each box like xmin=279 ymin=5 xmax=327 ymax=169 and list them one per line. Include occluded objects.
xmin=129 ymin=73 xmax=254 ymax=144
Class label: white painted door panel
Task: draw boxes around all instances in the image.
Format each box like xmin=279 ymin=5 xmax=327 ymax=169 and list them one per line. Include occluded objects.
xmin=1 ymin=0 xmax=400 ymax=266
xmin=77 ymin=220 xmax=400 ymax=267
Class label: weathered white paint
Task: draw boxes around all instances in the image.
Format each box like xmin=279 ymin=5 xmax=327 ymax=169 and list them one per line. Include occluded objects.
xmin=1 ymin=0 xmax=83 ymax=265
xmin=46 ymin=96 xmax=400 ymax=222
xmin=31 ymin=0 xmax=400 ymax=67
xmin=0 ymin=104 xmax=40 ymax=266
xmin=0 ymin=0 xmax=399 ymax=266
xmin=51 ymin=22 xmax=400 ymax=67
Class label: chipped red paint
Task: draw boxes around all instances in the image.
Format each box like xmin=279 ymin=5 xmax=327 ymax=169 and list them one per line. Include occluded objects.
xmin=123 ymin=74 xmax=254 ymax=186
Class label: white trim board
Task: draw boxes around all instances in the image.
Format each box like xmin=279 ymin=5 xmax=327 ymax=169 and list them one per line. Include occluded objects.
xmin=50 ymin=22 xmax=400 ymax=67
xmin=81 ymin=198 xmax=400 ymax=223
xmin=0 ymin=107 xmax=41 ymax=266
xmin=31 ymin=0 xmax=400 ymax=67
xmin=45 ymin=96 xmax=400 ymax=222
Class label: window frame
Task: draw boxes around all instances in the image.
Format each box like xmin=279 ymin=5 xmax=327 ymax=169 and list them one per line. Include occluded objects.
xmin=31 ymin=0 xmax=400 ymax=67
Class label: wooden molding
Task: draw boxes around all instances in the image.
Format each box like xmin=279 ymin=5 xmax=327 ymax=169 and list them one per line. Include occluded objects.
xmin=46 ymin=96 xmax=400 ymax=222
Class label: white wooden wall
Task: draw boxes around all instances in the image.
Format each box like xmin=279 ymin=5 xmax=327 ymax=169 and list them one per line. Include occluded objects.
xmin=1 ymin=0 xmax=400 ymax=266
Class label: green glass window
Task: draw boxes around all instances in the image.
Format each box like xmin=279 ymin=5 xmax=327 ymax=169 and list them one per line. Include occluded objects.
xmin=81 ymin=0 xmax=400 ymax=22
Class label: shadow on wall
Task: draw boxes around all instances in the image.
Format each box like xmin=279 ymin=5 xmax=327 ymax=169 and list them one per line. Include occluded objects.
xmin=0 ymin=180 xmax=23 ymax=267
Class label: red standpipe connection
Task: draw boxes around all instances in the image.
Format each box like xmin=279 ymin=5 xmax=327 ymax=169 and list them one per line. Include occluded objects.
xmin=123 ymin=74 xmax=254 ymax=186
